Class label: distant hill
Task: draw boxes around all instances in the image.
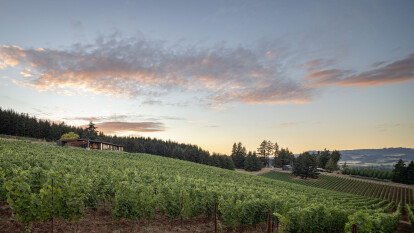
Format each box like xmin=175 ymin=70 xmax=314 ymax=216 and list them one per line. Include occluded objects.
xmin=338 ymin=148 xmax=414 ymax=166
xmin=288 ymin=148 xmax=414 ymax=167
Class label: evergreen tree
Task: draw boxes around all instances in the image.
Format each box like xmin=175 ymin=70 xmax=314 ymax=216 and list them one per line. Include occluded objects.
xmin=392 ymin=159 xmax=407 ymax=183
xmin=325 ymin=158 xmax=336 ymax=172
xmin=257 ymin=140 xmax=273 ymax=168
xmin=244 ymin=151 xmax=262 ymax=171
xmin=86 ymin=121 xmax=97 ymax=140
xmin=406 ymin=161 xmax=414 ymax=184
xmin=293 ymin=152 xmax=318 ymax=179
xmin=273 ymin=142 xmax=280 ymax=158
xmin=231 ymin=142 xmax=246 ymax=169
xmin=273 ymin=148 xmax=294 ymax=168
xmin=316 ymin=149 xmax=331 ymax=169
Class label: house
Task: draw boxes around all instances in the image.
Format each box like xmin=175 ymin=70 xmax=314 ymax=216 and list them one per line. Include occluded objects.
xmin=57 ymin=139 xmax=124 ymax=151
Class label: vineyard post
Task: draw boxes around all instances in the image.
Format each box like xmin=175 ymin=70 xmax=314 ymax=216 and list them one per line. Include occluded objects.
xmin=51 ymin=177 xmax=54 ymax=233
xmin=180 ymin=191 xmax=183 ymax=227
xmin=214 ymin=198 xmax=217 ymax=233
xmin=267 ymin=209 xmax=271 ymax=233
xmin=352 ymin=224 xmax=357 ymax=233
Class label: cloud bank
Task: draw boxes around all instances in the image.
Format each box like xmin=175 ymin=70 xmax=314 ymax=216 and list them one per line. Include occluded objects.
xmin=1 ymin=37 xmax=413 ymax=106
xmin=0 ymin=36 xmax=310 ymax=105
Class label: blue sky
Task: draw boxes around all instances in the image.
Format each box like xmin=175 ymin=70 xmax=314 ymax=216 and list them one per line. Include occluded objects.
xmin=1 ymin=0 xmax=413 ymax=154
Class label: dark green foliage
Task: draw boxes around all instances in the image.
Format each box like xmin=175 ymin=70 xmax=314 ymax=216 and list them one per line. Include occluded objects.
xmin=292 ymin=152 xmax=318 ymax=179
xmin=244 ymin=151 xmax=262 ymax=171
xmin=331 ymin=150 xmax=341 ymax=163
xmin=0 ymin=108 xmax=234 ymax=170
xmin=346 ymin=160 xmax=414 ymax=184
xmin=257 ymin=140 xmax=274 ymax=167
xmin=315 ymin=149 xmax=341 ymax=172
xmin=86 ymin=121 xmax=97 ymax=140
xmin=316 ymin=149 xmax=331 ymax=169
xmin=342 ymin=166 xmax=393 ymax=180
xmin=392 ymin=159 xmax=407 ymax=183
xmin=231 ymin=142 xmax=246 ymax=169
xmin=210 ymin=153 xmax=235 ymax=170
xmin=406 ymin=161 xmax=414 ymax=185
xmin=390 ymin=159 xmax=414 ymax=184
xmin=325 ymin=158 xmax=336 ymax=172
xmin=273 ymin=148 xmax=294 ymax=168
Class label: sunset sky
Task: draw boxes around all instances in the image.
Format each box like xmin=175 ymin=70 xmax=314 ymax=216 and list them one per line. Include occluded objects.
xmin=1 ymin=0 xmax=413 ymax=155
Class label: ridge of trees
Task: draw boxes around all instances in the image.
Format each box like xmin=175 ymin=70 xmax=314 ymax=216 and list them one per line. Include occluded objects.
xmin=0 ymin=108 xmax=234 ymax=170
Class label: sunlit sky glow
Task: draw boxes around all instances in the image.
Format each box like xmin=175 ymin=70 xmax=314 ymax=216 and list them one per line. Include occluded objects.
xmin=1 ymin=0 xmax=413 ymax=154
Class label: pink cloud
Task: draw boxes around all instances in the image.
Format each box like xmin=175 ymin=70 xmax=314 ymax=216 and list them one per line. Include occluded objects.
xmin=92 ymin=121 xmax=165 ymax=133
xmin=337 ymin=53 xmax=414 ymax=87
xmin=0 ymin=36 xmax=311 ymax=105
xmin=303 ymin=53 xmax=414 ymax=87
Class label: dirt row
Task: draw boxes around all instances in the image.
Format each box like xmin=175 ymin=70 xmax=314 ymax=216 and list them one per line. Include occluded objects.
xmin=0 ymin=204 xmax=268 ymax=233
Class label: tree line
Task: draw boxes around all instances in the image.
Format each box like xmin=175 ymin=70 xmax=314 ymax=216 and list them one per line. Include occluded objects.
xmin=391 ymin=159 xmax=414 ymax=184
xmin=230 ymin=140 xmax=295 ymax=172
xmin=229 ymin=140 xmax=343 ymax=178
xmin=342 ymin=166 xmax=393 ymax=180
xmin=0 ymin=108 xmax=235 ymax=170
xmin=292 ymin=149 xmax=341 ymax=179
xmin=341 ymin=160 xmax=414 ymax=184
xmin=0 ymin=108 xmax=343 ymax=176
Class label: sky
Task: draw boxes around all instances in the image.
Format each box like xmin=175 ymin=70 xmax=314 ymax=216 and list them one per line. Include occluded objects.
xmin=0 ymin=0 xmax=413 ymax=154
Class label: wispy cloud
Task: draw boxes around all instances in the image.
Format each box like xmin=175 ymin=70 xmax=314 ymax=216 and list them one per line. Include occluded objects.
xmin=92 ymin=121 xmax=165 ymax=133
xmin=337 ymin=53 xmax=414 ymax=87
xmin=0 ymin=35 xmax=310 ymax=105
xmin=63 ymin=113 xmax=185 ymax=123
xmin=304 ymin=58 xmax=336 ymax=72
xmin=304 ymin=69 xmax=350 ymax=87
xmin=304 ymin=53 xmax=414 ymax=87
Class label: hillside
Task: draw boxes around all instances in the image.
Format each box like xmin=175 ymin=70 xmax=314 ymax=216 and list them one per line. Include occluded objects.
xmin=0 ymin=140 xmax=401 ymax=232
xmin=287 ymin=148 xmax=414 ymax=167
xmin=339 ymin=148 xmax=414 ymax=166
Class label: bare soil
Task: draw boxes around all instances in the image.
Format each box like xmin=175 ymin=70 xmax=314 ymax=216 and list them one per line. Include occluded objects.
xmin=235 ymin=167 xmax=277 ymax=175
xmin=396 ymin=206 xmax=414 ymax=233
xmin=0 ymin=204 xmax=268 ymax=233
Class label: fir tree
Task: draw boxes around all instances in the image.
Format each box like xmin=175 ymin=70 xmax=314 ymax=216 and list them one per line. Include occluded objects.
xmin=406 ymin=161 xmax=414 ymax=184
xmin=231 ymin=142 xmax=246 ymax=169
xmin=392 ymin=159 xmax=407 ymax=183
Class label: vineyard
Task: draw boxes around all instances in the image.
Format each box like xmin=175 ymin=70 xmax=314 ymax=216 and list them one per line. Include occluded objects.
xmin=259 ymin=171 xmax=414 ymax=206
xmin=0 ymin=140 xmax=405 ymax=232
